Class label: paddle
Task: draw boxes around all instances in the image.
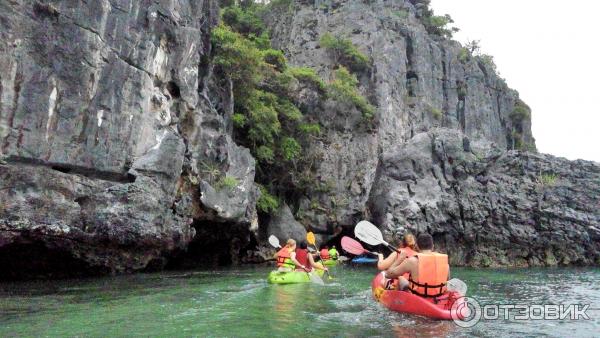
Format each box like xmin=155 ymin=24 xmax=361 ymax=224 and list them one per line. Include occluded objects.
xmin=306 ymin=232 xmax=333 ymax=280
xmin=341 ymin=236 xmax=379 ymax=256
xmin=268 ymin=234 xmax=324 ymax=285
xmin=268 ymin=235 xmax=281 ymax=248
xmin=354 ymin=221 xmax=402 ymax=254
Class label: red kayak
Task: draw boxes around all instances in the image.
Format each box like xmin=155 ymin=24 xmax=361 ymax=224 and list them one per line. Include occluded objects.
xmin=371 ymin=273 xmax=466 ymax=320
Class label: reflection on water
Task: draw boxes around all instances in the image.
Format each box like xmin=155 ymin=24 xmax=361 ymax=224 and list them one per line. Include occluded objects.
xmin=0 ymin=266 xmax=598 ymax=337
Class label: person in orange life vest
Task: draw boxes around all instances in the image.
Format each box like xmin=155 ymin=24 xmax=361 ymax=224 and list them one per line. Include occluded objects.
xmin=385 ymin=234 xmax=449 ymax=297
xmin=377 ymin=233 xmax=418 ymax=271
xmin=275 ymin=239 xmax=307 ymax=272
xmin=295 ymin=241 xmax=328 ymax=272
xmin=319 ymin=245 xmax=330 ymax=261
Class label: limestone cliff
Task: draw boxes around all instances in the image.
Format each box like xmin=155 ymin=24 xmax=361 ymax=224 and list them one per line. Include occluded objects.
xmin=0 ymin=0 xmax=598 ymax=278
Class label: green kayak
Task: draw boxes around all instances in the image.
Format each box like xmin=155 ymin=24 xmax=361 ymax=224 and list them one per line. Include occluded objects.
xmin=267 ymin=269 xmax=325 ymax=284
xmin=321 ymin=259 xmax=338 ymax=266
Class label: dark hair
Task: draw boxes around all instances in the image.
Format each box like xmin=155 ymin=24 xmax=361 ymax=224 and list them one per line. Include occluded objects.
xmin=321 ymin=245 xmax=328 ymax=250
xmin=417 ymin=233 xmax=434 ymax=250
xmin=299 ymin=241 xmax=307 ymax=249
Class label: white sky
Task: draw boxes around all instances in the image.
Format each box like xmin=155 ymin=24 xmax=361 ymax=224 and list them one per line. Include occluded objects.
xmin=430 ymin=0 xmax=600 ymax=162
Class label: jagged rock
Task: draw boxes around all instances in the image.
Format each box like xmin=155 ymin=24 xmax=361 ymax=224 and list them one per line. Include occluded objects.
xmin=369 ymin=129 xmax=600 ymax=267
xmin=266 ymin=204 xmax=307 ymax=243
xmin=0 ymin=0 xmax=259 ymax=278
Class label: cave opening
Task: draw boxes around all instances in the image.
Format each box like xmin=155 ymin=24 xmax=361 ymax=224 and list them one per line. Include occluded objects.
xmin=165 ymin=219 xmax=255 ymax=270
xmin=0 ymin=241 xmax=109 ymax=281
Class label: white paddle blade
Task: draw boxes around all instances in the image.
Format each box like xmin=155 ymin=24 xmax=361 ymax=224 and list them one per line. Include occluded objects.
xmin=337 ymin=255 xmax=349 ymax=262
xmin=268 ymin=235 xmax=281 ymax=248
xmin=308 ymin=271 xmax=325 ymax=285
xmin=354 ymin=221 xmax=385 ymax=246
xmin=447 ymin=278 xmax=467 ymax=296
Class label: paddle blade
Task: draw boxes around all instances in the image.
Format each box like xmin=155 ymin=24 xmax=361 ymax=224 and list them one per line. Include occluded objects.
xmin=268 ymin=235 xmax=281 ymax=248
xmin=308 ymin=271 xmax=324 ymax=285
xmin=337 ymin=255 xmax=349 ymax=262
xmin=341 ymin=236 xmax=366 ymax=255
xmin=306 ymin=232 xmax=316 ymax=246
xmin=447 ymin=278 xmax=467 ymax=296
xmin=354 ymin=221 xmax=385 ymax=246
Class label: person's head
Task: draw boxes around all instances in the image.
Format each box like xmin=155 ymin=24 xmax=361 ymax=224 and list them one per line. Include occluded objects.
xmin=402 ymin=233 xmax=417 ymax=250
xmin=299 ymin=241 xmax=307 ymax=249
xmin=286 ymin=239 xmax=297 ymax=249
xmin=332 ymin=245 xmax=336 ymax=249
xmin=416 ymin=234 xmax=434 ymax=251
xmin=321 ymin=245 xmax=328 ymax=250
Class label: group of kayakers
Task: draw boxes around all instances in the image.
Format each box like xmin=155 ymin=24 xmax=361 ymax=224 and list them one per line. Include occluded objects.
xmin=275 ymin=239 xmax=338 ymax=273
xmin=273 ymin=232 xmax=449 ymax=297
xmin=377 ymin=233 xmax=449 ymax=297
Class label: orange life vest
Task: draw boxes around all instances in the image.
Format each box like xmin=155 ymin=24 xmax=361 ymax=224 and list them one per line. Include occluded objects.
xmin=276 ymin=247 xmax=295 ymax=269
xmin=320 ymin=249 xmax=330 ymax=260
xmin=408 ymin=252 xmax=449 ymax=298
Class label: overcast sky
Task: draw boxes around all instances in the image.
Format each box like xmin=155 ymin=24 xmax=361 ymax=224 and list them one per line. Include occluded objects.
xmin=430 ymin=0 xmax=600 ymax=162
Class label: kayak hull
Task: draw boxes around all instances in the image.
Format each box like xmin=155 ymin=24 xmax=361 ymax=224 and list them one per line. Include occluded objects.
xmin=351 ymin=257 xmax=378 ymax=264
xmin=267 ymin=269 xmax=325 ymax=284
xmin=371 ymin=273 xmax=466 ymax=320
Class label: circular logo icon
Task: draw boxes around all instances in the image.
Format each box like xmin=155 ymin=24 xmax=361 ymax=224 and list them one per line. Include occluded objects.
xmin=451 ymin=296 xmax=482 ymax=328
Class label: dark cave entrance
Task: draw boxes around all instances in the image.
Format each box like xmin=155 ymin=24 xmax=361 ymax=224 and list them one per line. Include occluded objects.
xmin=0 ymin=241 xmax=109 ymax=281
xmin=165 ymin=219 xmax=256 ymax=270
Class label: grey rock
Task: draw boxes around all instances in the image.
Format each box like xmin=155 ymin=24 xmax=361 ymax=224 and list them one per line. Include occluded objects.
xmin=266 ymin=204 xmax=307 ymax=243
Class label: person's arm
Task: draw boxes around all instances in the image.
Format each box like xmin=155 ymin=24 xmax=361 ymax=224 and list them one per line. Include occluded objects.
xmin=386 ymin=257 xmax=413 ymax=279
xmin=309 ymin=254 xmax=327 ymax=271
xmin=377 ymin=252 xmax=398 ymax=270
xmin=290 ymin=252 xmax=306 ymax=270
xmin=388 ymin=251 xmax=407 ymax=270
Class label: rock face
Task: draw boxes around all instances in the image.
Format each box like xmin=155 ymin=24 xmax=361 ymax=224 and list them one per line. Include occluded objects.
xmin=369 ymin=129 xmax=600 ymax=267
xmin=263 ymin=0 xmax=599 ymax=266
xmin=0 ymin=0 xmax=259 ymax=278
xmin=0 ymin=0 xmax=597 ymax=278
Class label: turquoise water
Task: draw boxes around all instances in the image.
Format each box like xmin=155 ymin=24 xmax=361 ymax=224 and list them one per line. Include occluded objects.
xmin=0 ymin=266 xmax=598 ymax=337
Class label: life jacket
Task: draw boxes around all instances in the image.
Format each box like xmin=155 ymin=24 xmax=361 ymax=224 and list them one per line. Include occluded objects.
xmin=408 ymin=252 xmax=449 ymax=298
xmin=320 ymin=249 xmax=330 ymax=260
xmin=276 ymin=247 xmax=295 ymax=269
xmin=295 ymin=248 xmax=310 ymax=271
xmin=328 ymin=248 xmax=338 ymax=260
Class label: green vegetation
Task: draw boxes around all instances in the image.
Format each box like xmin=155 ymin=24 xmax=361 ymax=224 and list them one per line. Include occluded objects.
xmin=319 ymin=33 xmax=370 ymax=72
xmin=393 ymin=9 xmax=409 ymax=20
xmin=213 ymin=2 xmax=376 ymax=214
xmin=539 ymin=173 xmax=559 ymax=187
xmin=288 ymin=67 xmax=326 ymax=91
xmin=429 ymin=106 xmax=442 ymax=120
xmin=477 ymin=54 xmax=498 ymax=72
xmin=257 ymin=185 xmax=280 ymax=213
xmin=327 ymin=67 xmax=375 ymax=119
xmin=510 ymin=100 xmax=531 ymax=122
xmin=217 ymin=176 xmax=240 ymax=191
xmin=458 ymin=48 xmax=469 ymax=63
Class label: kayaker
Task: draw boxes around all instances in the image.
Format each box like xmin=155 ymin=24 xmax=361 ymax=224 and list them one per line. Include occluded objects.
xmin=385 ymin=234 xmax=449 ymax=297
xmin=275 ymin=239 xmax=307 ymax=272
xmin=295 ymin=241 xmax=328 ymax=272
xmin=319 ymin=246 xmax=331 ymax=260
xmin=377 ymin=233 xmax=418 ymax=270
xmin=328 ymin=246 xmax=339 ymax=260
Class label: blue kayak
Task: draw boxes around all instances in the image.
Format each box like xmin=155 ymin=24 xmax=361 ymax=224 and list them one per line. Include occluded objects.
xmin=351 ymin=256 xmax=378 ymax=264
